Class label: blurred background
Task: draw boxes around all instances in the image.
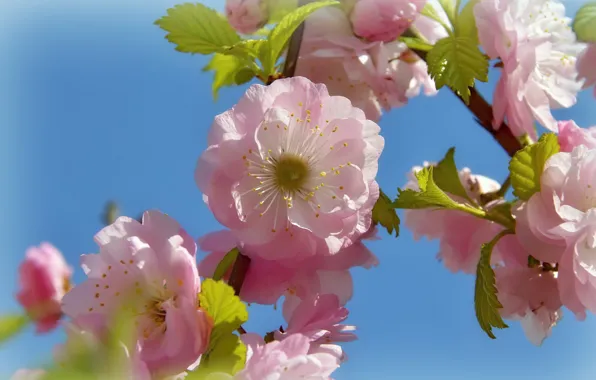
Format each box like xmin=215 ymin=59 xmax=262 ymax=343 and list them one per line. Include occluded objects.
xmin=0 ymin=0 xmax=595 ymax=378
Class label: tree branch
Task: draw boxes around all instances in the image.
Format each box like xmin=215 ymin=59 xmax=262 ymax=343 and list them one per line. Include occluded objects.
xmin=411 ymin=47 xmax=522 ymax=158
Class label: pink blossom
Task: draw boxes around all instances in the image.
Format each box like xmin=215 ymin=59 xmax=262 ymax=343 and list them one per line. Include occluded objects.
xmin=404 ymin=165 xmax=506 ymax=273
xmin=198 ymin=229 xmax=378 ymax=305
xmin=61 ymin=211 xmax=212 ymax=377
xmin=10 ymin=370 xmax=46 ymax=380
xmin=557 ymin=120 xmax=596 ymax=152
xmin=297 ymin=6 xmax=383 ymax=122
xmin=350 ymin=0 xmax=427 ymax=42
xmin=235 ymin=333 xmax=340 ymax=380
xmin=495 ymin=265 xmax=562 ymax=346
xmin=275 ymin=293 xmax=356 ymax=354
xmin=225 ymin=0 xmax=268 ymax=35
xmin=513 ymin=146 xmax=596 ymax=318
xmin=16 ymin=243 xmax=72 ymax=333
xmin=195 ymin=77 xmax=384 ymax=259
xmin=577 ymin=43 xmax=596 ymax=97
xmin=475 ymin=0 xmax=584 ymax=138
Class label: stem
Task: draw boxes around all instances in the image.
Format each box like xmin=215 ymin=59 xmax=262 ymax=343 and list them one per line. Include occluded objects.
xmin=496 ymin=176 xmax=511 ymax=198
xmin=281 ymin=0 xmax=310 ymax=78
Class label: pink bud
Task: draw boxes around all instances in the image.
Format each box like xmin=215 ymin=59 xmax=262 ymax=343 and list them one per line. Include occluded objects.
xmin=225 ymin=0 xmax=268 ymax=35
xmin=350 ymin=0 xmax=427 ymax=42
xmin=16 ymin=243 xmax=72 ymax=333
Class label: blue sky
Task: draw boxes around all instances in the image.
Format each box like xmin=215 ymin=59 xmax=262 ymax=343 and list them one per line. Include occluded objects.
xmin=1 ymin=0 xmax=595 ymax=378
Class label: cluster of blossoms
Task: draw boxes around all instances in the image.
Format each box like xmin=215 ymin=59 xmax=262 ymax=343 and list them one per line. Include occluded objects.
xmin=8 ymin=0 xmax=596 ymax=377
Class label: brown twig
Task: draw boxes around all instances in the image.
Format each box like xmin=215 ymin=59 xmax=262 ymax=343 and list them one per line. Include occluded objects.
xmin=410 ymin=47 xmax=522 ymax=158
xmin=228 ymin=253 xmax=251 ymax=296
xmin=281 ymin=0 xmax=310 ymax=78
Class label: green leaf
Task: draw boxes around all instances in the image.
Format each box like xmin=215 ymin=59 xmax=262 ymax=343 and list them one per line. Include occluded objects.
xmin=223 ymin=39 xmax=267 ymax=59
xmin=394 ymin=167 xmax=463 ymax=211
xmin=0 ymin=314 xmax=29 ymax=344
xmin=433 ymin=147 xmax=471 ymax=202
xmin=426 ymin=35 xmax=489 ymax=104
xmin=398 ymin=36 xmax=434 ymax=52
xmin=155 ymin=3 xmax=241 ymax=54
xmin=474 ymin=230 xmax=511 ymax=339
xmin=203 ymin=54 xmax=249 ymax=99
xmin=455 ymin=0 xmax=480 ymax=45
xmin=196 ymin=279 xmax=248 ymax=376
xmin=573 ymin=2 xmax=596 ymax=42
xmin=199 ymin=279 xmax=248 ymax=345
xmin=372 ymin=190 xmax=400 ymax=237
xmin=213 ymin=248 xmax=240 ymax=281
xmin=263 ymin=0 xmax=340 ymax=74
xmin=191 ymin=334 xmax=247 ymax=377
xmin=509 ymin=133 xmax=560 ymax=201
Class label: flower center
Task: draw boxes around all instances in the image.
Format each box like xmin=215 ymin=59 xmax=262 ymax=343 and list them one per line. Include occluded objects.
xmin=274 ymin=154 xmax=310 ymax=194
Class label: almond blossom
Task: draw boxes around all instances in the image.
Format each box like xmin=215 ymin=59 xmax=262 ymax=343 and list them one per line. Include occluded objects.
xmin=16 ymin=243 xmax=72 ymax=333
xmin=225 ymin=0 xmax=268 ymax=35
xmin=557 ymin=120 xmax=596 ymax=152
xmin=195 ymin=77 xmax=384 ymax=259
xmin=513 ymin=146 xmax=596 ymax=319
xmin=235 ymin=333 xmax=340 ymax=380
xmin=577 ymin=43 xmax=596 ymax=97
xmin=275 ymin=293 xmax=356 ymax=362
xmin=475 ymin=0 xmax=584 ymax=138
xmin=404 ymin=165 xmax=505 ymax=273
xmin=350 ymin=0 xmax=427 ymax=42
xmin=10 ymin=370 xmax=46 ymax=380
xmin=61 ymin=211 xmax=212 ymax=377
xmin=197 ymin=229 xmax=378 ymax=305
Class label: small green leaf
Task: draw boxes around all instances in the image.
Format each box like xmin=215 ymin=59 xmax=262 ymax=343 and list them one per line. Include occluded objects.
xmin=223 ymin=39 xmax=267 ymax=60
xmin=155 ymin=3 xmax=241 ymax=54
xmin=213 ymin=248 xmax=240 ymax=281
xmin=474 ymin=230 xmax=511 ymax=339
xmin=372 ymin=190 xmax=400 ymax=237
xmin=203 ymin=54 xmax=248 ymax=99
xmin=101 ymin=201 xmax=119 ymax=226
xmin=509 ymin=133 xmax=560 ymax=201
xmin=0 ymin=314 xmax=29 ymax=344
xmin=199 ymin=279 xmax=248 ymax=345
xmin=426 ymin=35 xmax=489 ymax=104
xmin=573 ymin=2 xmax=596 ymax=42
xmin=455 ymin=0 xmax=480 ymax=45
xmin=394 ymin=167 xmax=463 ymax=211
xmin=196 ymin=279 xmax=248 ymax=376
xmin=433 ymin=147 xmax=471 ymax=202
xmin=263 ymin=0 xmax=340 ymax=74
